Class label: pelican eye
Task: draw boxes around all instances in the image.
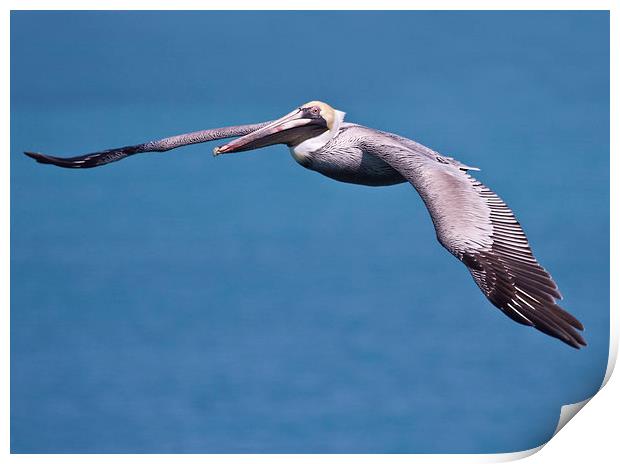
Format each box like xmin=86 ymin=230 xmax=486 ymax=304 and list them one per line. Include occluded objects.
xmin=310 ymin=107 xmax=320 ymax=116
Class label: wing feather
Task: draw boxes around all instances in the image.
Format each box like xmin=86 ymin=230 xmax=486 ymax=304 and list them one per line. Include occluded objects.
xmin=356 ymin=127 xmax=585 ymax=348
xmin=24 ymin=121 xmax=273 ymax=168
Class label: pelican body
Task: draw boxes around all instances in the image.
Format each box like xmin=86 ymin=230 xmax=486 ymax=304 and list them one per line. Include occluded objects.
xmin=24 ymin=101 xmax=586 ymax=348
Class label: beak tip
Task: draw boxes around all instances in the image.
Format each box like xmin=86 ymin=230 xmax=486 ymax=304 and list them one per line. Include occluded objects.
xmin=213 ymin=144 xmax=232 ymax=156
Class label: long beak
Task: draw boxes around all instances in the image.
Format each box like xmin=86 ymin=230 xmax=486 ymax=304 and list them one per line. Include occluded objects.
xmin=213 ymin=108 xmax=313 ymax=156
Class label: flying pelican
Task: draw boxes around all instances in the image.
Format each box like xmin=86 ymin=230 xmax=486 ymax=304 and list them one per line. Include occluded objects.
xmin=24 ymin=101 xmax=586 ymax=348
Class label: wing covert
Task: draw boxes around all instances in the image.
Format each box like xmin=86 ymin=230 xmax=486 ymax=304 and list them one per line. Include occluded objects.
xmin=357 ymin=128 xmax=585 ymax=348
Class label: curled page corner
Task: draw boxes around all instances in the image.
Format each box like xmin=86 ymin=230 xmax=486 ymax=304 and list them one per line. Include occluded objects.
xmin=537 ymin=337 xmax=617 ymax=453
xmin=494 ymin=444 xmax=544 ymax=462
xmin=490 ymin=400 xmax=591 ymax=464
xmin=553 ymin=398 xmax=591 ymax=436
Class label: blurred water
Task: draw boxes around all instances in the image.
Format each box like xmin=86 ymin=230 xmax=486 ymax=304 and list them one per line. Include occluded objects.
xmin=11 ymin=11 xmax=609 ymax=453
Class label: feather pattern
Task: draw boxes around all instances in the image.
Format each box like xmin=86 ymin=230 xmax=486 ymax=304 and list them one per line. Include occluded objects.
xmin=346 ymin=126 xmax=585 ymax=348
xmin=23 ymin=121 xmax=273 ymax=168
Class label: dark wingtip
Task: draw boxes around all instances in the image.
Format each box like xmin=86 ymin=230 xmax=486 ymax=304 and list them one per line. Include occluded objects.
xmin=575 ymin=333 xmax=588 ymax=349
xmin=568 ymin=338 xmax=587 ymax=350
xmin=563 ymin=328 xmax=587 ymax=349
xmin=23 ymin=150 xmax=93 ymax=168
xmin=23 ymin=145 xmax=138 ymax=168
xmin=24 ymin=151 xmax=54 ymax=164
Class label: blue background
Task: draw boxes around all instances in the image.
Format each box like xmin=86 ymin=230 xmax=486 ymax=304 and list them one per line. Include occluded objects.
xmin=11 ymin=11 xmax=609 ymax=453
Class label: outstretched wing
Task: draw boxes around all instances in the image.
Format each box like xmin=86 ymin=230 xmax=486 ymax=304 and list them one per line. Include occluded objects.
xmin=24 ymin=121 xmax=273 ymax=169
xmin=356 ymin=127 xmax=585 ymax=348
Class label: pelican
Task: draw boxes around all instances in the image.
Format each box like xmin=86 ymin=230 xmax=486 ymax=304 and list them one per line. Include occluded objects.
xmin=24 ymin=101 xmax=586 ymax=348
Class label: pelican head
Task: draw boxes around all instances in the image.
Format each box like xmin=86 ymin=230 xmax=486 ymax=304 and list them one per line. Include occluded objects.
xmin=213 ymin=101 xmax=345 ymax=156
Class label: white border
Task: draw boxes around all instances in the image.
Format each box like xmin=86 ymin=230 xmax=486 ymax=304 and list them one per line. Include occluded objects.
xmin=2 ymin=0 xmax=618 ymax=10
xmin=3 ymin=2 xmax=616 ymax=462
